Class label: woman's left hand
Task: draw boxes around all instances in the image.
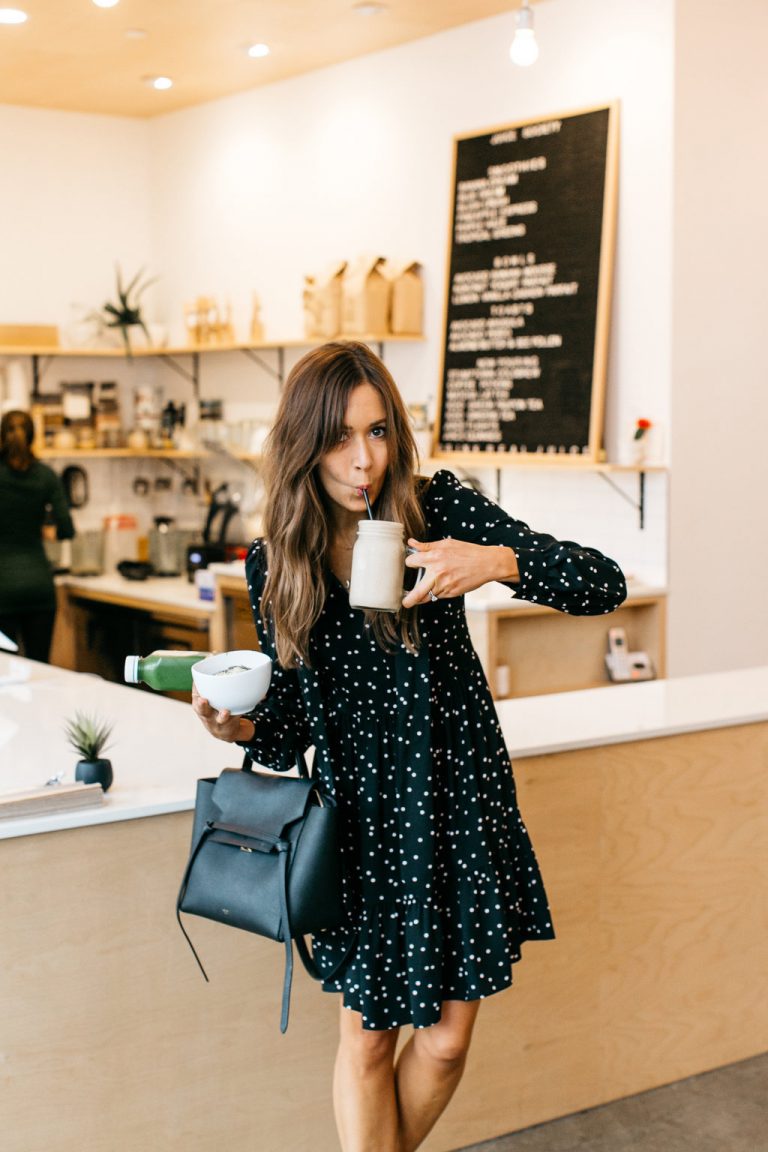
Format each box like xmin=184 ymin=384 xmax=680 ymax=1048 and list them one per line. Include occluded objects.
xmin=402 ymin=537 xmax=519 ymax=607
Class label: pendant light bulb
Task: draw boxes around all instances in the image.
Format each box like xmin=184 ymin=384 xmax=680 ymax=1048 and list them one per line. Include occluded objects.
xmin=510 ymin=1 xmax=539 ymax=67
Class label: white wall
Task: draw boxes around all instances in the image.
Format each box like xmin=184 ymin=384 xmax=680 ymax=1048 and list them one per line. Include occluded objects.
xmin=1 ymin=1 xmax=677 ymax=608
xmin=0 ymin=105 xmax=153 ymax=327
xmin=669 ymin=0 xmax=768 ymax=673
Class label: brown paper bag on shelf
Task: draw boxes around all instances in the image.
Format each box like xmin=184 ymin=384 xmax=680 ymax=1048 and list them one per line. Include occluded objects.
xmin=303 ymin=261 xmax=347 ymax=339
xmin=381 ymin=260 xmax=423 ymax=335
xmin=341 ymin=256 xmax=390 ymax=336
xmin=0 ymin=324 xmax=59 ymax=348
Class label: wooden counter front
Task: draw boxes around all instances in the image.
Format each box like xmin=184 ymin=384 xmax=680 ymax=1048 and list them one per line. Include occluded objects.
xmin=51 ymin=576 xmax=214 ymax=683
xmin=3 ymin=718 xmax=766 ymax=1151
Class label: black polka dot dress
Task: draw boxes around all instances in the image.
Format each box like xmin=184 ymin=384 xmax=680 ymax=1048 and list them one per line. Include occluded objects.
xmin=241 ymin=470 xmax=627 ymax=1031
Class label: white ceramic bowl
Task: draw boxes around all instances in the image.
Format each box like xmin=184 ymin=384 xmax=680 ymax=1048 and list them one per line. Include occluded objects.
xmin=191 ymin=650 xmax=272 ymax=715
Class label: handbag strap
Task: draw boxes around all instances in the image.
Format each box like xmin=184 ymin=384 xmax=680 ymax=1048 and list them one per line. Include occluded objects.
xmin=294 ymin=934 xmax=323 ymax=980
xmin=275 ymin=843 xmax=294 ymax=1033
xmin=241 ymin=747 xmax=311 ymax=779
xmin=176 ymin=819 xmax=297 ymax=1033
xmin=176 ymin=823 xmax=215 ymax=983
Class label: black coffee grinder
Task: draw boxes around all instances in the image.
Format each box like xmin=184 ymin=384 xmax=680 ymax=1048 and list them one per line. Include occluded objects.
xmin=186 ymin=482 xmax=240 ymax=581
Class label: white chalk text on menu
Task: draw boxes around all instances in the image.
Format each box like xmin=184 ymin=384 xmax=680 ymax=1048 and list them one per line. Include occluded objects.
xmin=436 ymin=104 xmax=619 ymax=463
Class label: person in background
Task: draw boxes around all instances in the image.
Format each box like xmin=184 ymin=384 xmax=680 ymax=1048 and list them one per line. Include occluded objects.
xmin=0 ymin=409 xmax=75 ymax=662
xmin=192 ymin=342 xmax=627 ymax=1152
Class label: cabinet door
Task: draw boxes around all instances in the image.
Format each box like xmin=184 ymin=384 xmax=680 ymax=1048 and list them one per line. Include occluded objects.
xmin=467 ymin=597 xmax=666 ymax=699
xmin=225 ymin=592 xmax=259 ymax=651
xmin=210 ymin=576 xmax=260 ymax=653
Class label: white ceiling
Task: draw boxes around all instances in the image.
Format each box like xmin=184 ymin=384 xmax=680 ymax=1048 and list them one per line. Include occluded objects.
xmin=0 ymin=0 xmax=531 ymax=119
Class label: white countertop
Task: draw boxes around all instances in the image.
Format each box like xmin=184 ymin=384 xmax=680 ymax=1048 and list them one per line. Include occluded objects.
xmin=496 ymin=665 xmax=768 ymax=757
xmin=0 ymin=657 xmax=232 ymax=840
xmin=59 ymin=566 xmax=663 ymax=617
xmin=206 ymin=562 xmax=664 ymax=612
xmin=58 ymin=572 xmax=216 ymax=614
xmin=2 ymin=657 xmax=765 ymax=840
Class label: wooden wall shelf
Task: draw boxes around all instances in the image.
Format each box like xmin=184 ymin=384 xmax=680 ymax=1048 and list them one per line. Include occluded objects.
xmin=38 ymin=448 xmax=209 ymax=460
xmin=430 ymin=452 xmax=665 ymax=473
xmin=0 ymin=333 xmax=423 ymax=358
xmin=0 ymin=333 xmax=423 ymax=403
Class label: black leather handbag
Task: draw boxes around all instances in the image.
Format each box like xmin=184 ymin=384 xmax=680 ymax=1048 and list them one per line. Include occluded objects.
xmin=177 ymin=751 xmax=343 ymax=1032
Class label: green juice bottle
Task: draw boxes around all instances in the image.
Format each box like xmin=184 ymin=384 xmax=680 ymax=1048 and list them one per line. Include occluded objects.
xmin=124 ymin=650 xmax=208 ymax=692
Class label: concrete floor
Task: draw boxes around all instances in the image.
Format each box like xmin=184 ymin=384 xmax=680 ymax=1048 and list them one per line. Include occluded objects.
xmin=458 ymin=1053 xmax=767 ymax=1152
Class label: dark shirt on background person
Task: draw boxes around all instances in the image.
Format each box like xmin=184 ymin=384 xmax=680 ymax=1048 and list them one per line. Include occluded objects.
xmin=0 ymin=409 xmax=75 ymax=662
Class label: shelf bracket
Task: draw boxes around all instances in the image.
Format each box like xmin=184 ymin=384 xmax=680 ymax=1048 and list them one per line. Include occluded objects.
xmin=159 ymin=455 xmax=201 ymax=495
xmin=153 ymin=351 xmax=201 ymax=401
xmin=30 ymin=353 xmax=54 ymax=401
xmin=239 ymin=346 xmax=285 ymax=387
xmin=202 ymin=438 xmax=263 ymax=476
xmin=598 ymin=469 xmax=647 ymax=529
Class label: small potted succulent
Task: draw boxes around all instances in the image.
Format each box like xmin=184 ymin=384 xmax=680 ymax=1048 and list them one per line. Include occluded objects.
xmin=92 ymin=264 xmax=157 ymax=355
xmin=64 ymin=711 xmax=115 ymax=792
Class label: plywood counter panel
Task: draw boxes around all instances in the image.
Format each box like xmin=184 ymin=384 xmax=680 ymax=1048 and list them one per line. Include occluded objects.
xmin=2 ymin=814 xmax=341 ymax=1152
xmin=3 ymin=720 xmax=766 ymax=1152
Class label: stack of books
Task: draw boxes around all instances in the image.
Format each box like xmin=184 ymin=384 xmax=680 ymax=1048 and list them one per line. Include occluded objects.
xmin=0 ymin=783 xmax=105 ymax=820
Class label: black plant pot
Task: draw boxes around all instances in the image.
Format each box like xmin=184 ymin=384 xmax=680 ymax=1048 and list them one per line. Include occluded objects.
xmin=75 ymin=758 xmax=114 ymax=792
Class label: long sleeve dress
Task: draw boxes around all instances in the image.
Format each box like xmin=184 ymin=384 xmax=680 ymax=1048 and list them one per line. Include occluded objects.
xmin=0 ymin=458 xmax=74 ymax=617
xmin=239 ymin=469 xmax=627 ymax=1031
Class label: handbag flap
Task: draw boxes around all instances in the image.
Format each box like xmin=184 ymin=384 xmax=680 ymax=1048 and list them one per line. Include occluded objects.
xmin=210 ymin=768 xmax=315 ymax=837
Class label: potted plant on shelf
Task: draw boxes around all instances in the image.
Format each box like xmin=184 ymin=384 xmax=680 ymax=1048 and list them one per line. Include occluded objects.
xmin=64 ymin=711 xmax=115 ymax=791
xmin=632 ymin=417 xmax=654 ymax=464
xmin=91 ymin=264 xmax=157 ymax=355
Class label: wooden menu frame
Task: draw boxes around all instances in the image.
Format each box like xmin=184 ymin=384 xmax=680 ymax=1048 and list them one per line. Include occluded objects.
xmin=434 ymin=103 xmax=619 ymax=465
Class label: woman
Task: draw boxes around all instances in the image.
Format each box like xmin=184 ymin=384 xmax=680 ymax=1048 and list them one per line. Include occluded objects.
xmin=0 ymin=408 xmax=75 ymax=662
xmin=193 ymin=342 xmax=626 ymax=1152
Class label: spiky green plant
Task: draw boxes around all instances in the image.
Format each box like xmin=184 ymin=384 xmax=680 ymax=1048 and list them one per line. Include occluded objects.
xmin=96 ymin=264 xmax=157 ymax=355
xmin=64 ymin=712 xmax=114 ymax=761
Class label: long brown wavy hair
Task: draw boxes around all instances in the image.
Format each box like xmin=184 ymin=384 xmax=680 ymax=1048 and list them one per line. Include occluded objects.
xmin=0 ymin=409 xmax=36 ymax=472
xmin=262 ymin=341 xmax=425 ymax=668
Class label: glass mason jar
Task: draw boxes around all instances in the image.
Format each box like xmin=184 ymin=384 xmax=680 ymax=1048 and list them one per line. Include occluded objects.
xmin=348 ymin=520 xmax=405 ymax=613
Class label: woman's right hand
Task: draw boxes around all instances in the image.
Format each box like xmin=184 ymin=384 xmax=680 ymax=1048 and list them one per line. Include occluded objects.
xmin=192 ymin=683 xmax=245 ymax=743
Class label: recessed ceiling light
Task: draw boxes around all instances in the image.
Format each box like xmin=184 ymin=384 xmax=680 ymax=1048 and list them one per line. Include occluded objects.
xmin=247 ymin=42 xmax=270 ymax=59
xmin=143 ymin=75 xmax=173 ymax=91
xmin=125 ymin=28 xmax=147 ymax=40
xmin=0 ymin=8 xmax=28 ymax=23
xmin=92 ymin=0 xmax=120 ymax=8
xmin=352 ymin=2 xmax=387 ymax=14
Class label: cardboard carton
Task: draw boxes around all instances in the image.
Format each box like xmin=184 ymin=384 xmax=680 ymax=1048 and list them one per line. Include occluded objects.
xmin=341 ymin=256 xmax=390 ymax=336
xmin=381 ymin=260 xmax=423 ymax=335
xmin=0 ymin=324 xmax=59 ymax=348
xmin=303 ymin=262 xmax=347 ymax=338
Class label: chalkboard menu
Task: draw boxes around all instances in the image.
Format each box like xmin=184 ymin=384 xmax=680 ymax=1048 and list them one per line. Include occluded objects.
xmin=435 ymin=104 xmax=618 ymax=462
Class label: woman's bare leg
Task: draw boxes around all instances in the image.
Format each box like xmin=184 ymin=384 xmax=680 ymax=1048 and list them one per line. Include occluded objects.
xmin=333 ymin=1003 xmax=401 ymax=1152
xmin=332 ymin=999 xmax=479 ymax=1152
xmin=394 ymin=1000 xmax=480 ymax=1152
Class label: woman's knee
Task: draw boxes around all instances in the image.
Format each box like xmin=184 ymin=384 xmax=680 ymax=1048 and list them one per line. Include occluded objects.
xmin=414 ymin=1002 xmax=479 ymax=1066
xmin=338 ymin=1005 xmax=399 ymax=1073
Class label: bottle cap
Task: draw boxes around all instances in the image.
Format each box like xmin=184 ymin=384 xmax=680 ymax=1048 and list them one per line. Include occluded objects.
xmin=124 ymin=655 xmax=139 ymax=683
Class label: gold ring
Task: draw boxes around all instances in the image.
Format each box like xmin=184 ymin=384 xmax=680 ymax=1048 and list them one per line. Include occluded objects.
xmin=429 ymin=588 xmax=439 ymax=602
